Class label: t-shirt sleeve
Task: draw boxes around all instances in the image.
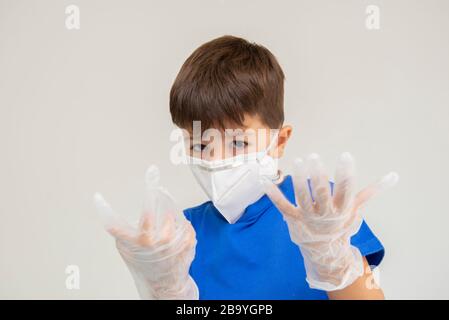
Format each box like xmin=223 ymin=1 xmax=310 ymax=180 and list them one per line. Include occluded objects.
xmin=183 ymin=209 xmax=191 ymax=222
xmin=350 ymin=220 xmax=385 ymax=268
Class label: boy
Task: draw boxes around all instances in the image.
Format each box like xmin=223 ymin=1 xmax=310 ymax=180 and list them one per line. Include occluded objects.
xmin=94 ymin=35 xmax=398 ymax=299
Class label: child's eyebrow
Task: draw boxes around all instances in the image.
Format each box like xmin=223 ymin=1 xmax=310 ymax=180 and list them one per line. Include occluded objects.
xmin=186 ymin=136 xmax=203 ymax=141
xmin=225 ymin=130 xmax=257 ymax=137
xmin=183 ymin=128 xmax=258 ymax=141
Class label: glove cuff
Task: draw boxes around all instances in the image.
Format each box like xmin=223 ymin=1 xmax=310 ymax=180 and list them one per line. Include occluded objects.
xmin=302 ymin=244 xmax=364 ymax=292
xmin=151 ymin=275 xmax=199 ymax=300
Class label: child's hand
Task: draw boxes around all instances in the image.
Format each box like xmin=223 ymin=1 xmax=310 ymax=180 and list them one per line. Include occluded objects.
xmin=262 ymin=153 xmax=398 ymax=291
xmin=94 ymin=165 xmax=198 ymax=300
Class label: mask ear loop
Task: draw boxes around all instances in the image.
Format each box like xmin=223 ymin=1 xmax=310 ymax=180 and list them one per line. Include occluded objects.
xmin=257 ymin=129 xmax=282 ymax=182
xmin=258 ymin=128 xmax=281 ymax=159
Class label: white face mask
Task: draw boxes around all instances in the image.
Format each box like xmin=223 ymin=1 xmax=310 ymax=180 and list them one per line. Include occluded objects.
xmin=187 ymin=136 xmax=280 ymax=224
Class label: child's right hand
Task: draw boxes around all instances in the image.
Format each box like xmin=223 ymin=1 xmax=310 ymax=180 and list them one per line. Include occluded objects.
xmin=94 ymin=165 xmax=198 ymax=300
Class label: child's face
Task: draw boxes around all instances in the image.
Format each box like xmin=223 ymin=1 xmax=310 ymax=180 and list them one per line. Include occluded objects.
xmin=183 ymin=114 xmax=292 ymax=161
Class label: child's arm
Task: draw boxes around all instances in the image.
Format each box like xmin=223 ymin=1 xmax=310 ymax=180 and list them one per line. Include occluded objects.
xmin=327 ymin=257 xmax=385 ymax=300
xmin=263 ymin=152 xmax=397 ymax=296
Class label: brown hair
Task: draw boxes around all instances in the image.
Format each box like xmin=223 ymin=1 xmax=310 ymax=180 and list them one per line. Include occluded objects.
xmin=169 ymin=35 xmax=285 ymax=131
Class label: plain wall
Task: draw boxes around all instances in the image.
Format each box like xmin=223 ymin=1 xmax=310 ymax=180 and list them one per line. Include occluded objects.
xmin=0 ymin=0 xmax=448 ymax=299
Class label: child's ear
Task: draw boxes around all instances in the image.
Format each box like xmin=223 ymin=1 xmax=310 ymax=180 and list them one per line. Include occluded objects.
xmin=271 ymin=125 xmax=293 ymax=158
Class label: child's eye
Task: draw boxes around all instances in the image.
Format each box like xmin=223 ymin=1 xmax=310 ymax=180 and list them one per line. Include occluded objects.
xmin=191 ymin=143 xmax=207 ymax=153
xmin=232 ymin=140 xmax=248 ymax=149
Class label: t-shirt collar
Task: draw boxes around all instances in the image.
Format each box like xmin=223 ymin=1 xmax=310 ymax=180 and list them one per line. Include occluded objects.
xmin=237 ymin=174 xmax=294 ymax=224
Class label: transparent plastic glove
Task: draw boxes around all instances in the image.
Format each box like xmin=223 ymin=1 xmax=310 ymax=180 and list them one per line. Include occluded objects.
xmin=262 ymin=153 xmax=398 ymax=291
xmin=94 ymin=165 xmax=198 ymax=300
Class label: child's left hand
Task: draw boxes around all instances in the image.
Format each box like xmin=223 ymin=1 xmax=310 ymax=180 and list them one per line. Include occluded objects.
xmin=262 ymin=152 xmax=398 ymax=291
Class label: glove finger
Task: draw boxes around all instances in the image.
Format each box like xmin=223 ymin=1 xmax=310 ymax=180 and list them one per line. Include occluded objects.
xmin=109 ymin=226 xmax=137 ymax=243
xmin=333 ymin=152 xmax=356 ymax=212
xmin=136 ymin=165 xmax=161 ymax=238
xmin=261 ymin=176 xmax=300 ymax=218
xmin=137 ymin=212 xmax=159 ymax=248
xmin=142 ymin=165 xmax=180 ymax=229
xmin=143 ymin=165 xmax=161 ymax=220
xmin=292 ymin=158 xmax=314 ymax=213
xmin=93 ymin=192 xmax=135 ymax=239
xmin=353 ymin=171 xmax=399 ymax=211
xmin=306 ymin=153 xmax=331 ymax=215
xmin=157 ymin=212 xmax=176 ymax=245
xmin=138 ymin=208 xmax=175 ymax=248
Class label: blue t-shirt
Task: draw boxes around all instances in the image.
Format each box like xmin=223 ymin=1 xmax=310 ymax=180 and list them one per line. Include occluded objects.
xmin=184 ymin=175 xmax=384 ymax=300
